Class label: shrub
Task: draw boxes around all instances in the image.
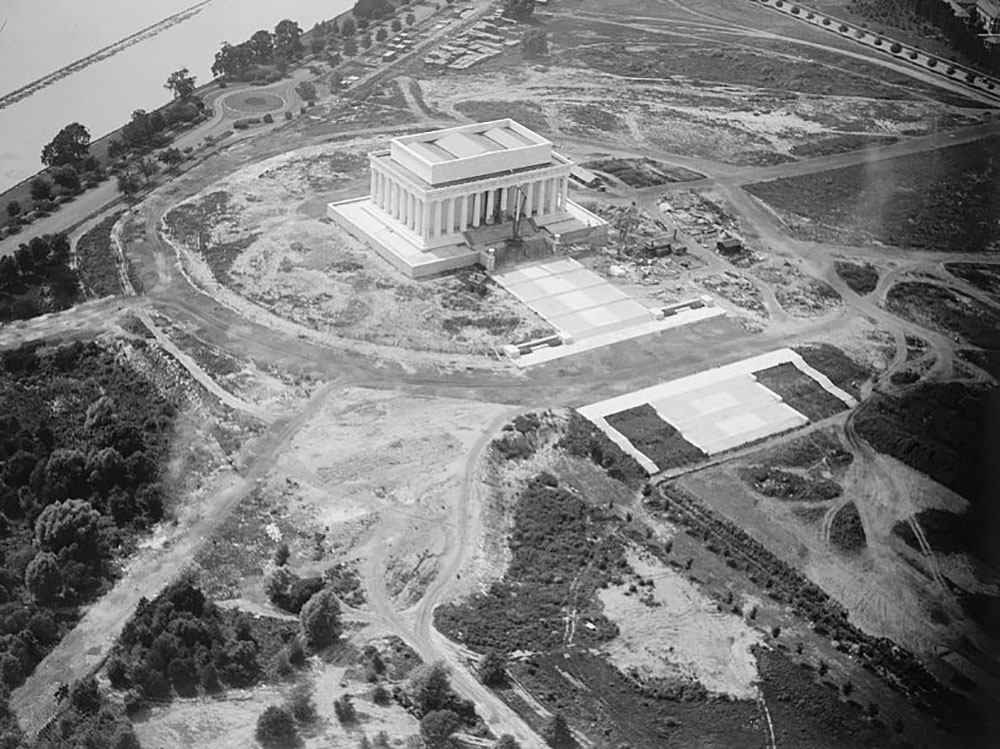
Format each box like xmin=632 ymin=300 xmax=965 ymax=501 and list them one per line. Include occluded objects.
xmin=287 ymin=684 xmax=317 ymax=723
xmin=890 ymin=42 xmax=902 ymax=53
xmin=966 ymin=72 xmax=976 ymax=83
xmin=909 ymin=50 xmax=918 ymax=59
xmin=263 ymin=113 xmax=274 ymax=124
xmin=334 ymin=694 xmax=357 ymax=723
xmin=823 ymin=18 xmax=831 ymax=25
xmin=421 ymin=710 xmax=461 ymax=749
xmin=874 ymin=37 xmax=883 ymax=46
xmin=927 ymin=57 xmax=937 ymax=67
xmin=791 ymin=5 xmax=800 ymax=13
xmin=947 ymin=65 xmax=956 ymax=75
xmin=372 ymin=684 xmax=391 ymax=705
xmin=284 ymin=110 xmax=293 ymax=120
xmin=839 ymin=24 xmax=848 ymax=32
xmin=775 ymin=0 xmax=783 ymax=6
xmin=300 ymin=589 xmax=342 ymax=649
xmin=256 ymin=706 xmax=298 ymax=748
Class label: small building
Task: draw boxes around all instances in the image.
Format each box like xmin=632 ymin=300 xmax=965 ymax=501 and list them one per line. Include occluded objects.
xmin=717 ymin=237 xmax=743 ymax=254
xmin=569 ymin=165 xmax=602 ymax=188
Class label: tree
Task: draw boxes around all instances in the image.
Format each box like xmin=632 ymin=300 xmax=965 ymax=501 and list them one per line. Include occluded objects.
xmin=504 ymin=0 xmax=535 ymax=20
xmin=165 ymin=68 xmax=196 ymax=99
xmin=522 ymin=28 xmax=548 ymax=56
xmin=6 ymin=201 xmax=21 ymax=218
xmin=360 ymin=33 xmax=373 ymax=49
xmin=494 ymin=736 xmax=521 ymax=749
xmin=117 ymin=171 xmax=142 ymax=200
xmin=376 ymin=27 xmax=388 ymax=42
xmin=299 ymin=589 xmax=342 ymax=648
xmin=136 ymin=156 xmax=158 ymax=184
xmin=29 ymin=177 xmax=53 ymax=202
xmin=420 ymin=709 xmax=461 ymax=748
xmin=256 ymin=706 xmax=298 ymax=748
xmin=542 ymin=713 xmax=577 ymax=749
xmin=392 ymin=18 xmax=403 ymax=32
xmin=274 ymin=19 xmax=304 ymax=58
xmin=25 ymin=551 xmax=62 ymax=603
xmin=157 ymin=147 xmax=184 ymax=171
xmin=51 ymin=164 xmax=81 ymax=193
xmin=478 ymin=650 xmax=507 ymax=686
xmin=248 ymin=30 xmax=274 ymax=60
xmin=344 ymin=38 xmax=358 ymax=56
xmin=406 ymin=12 xmax=416 ymax=26
xmin=342 ymin=18 xmax=357 ymax=37
xmin=406 ymin=662 xmax=452 ymax=715
xmin=69 ymin=677 xmax=101 ymax=714
xmin=41 ymin=122 xmax=91 ymax=168
xmin=212 ymin=42 xmax=254 ymax=78
xmin=35 ymin=499 xmax=103 ymax=558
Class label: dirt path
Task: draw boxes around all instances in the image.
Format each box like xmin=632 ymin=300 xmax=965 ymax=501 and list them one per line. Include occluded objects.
xmin=355 ymin=406 xmax=546 ymax=747
xmin=11 ymin=380 xmax=340 ymax=739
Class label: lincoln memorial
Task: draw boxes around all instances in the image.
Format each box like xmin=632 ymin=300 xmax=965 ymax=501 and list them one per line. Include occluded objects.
xmin=328 ymin=119 xmax=607 ymax=278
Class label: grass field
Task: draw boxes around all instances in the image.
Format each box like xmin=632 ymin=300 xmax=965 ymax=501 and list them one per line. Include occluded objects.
xmin=885 ymin=282 xmax=1000 ymax=350
xmin=583 ymin=158 xmax=704 ymax=187
xmin=944 ymin=262 xmax=1000 ymax=302
xmin=753 ymin=363 xmax=851 ymax=420
xmin=605 ymin=404 xmax=708 ymax=470
xmin=795 ymin=344 xmax=870 ymax=398
xmin=834 ymin=260 xmax=879 ymax=295
xmin=829 ymin=501 xmax=867 ymax=553
xmin=745 ymin=137 xmax=1000 ymax=252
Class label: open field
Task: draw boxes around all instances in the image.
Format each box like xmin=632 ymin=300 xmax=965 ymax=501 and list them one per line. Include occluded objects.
xmin=746 ymin=136 xmax=1000 ymax=251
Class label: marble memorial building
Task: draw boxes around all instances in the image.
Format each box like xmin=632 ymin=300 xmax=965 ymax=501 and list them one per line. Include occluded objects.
xmin=328 ymin=119 xmax=607 ymax=278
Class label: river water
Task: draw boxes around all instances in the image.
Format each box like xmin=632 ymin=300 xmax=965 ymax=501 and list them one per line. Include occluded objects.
xmin=0 ymin=0 xmax=353 ymax=192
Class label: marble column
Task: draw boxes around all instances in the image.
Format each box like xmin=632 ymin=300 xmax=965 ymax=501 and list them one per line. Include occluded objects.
xmin=446 ymin=198 xmax=456 ymax=235
xmin=525 ymin=182 xmax=534 ymax=218
xmin=472 ymin=192 xmax=482 ymax=228
xmin=459 ymin=194 xmax=469 ymax=231
xmin=432 ymin=200 xmax=442 ymax=237
xmin=561 ymin=176 xmax=569 ymax=210
xmin=485 ymin=189 xmax=495 ymax=224
xmin=548 ymin=177 xmax=558 ymax=214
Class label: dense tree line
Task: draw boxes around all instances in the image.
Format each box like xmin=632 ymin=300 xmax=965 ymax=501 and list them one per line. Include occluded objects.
xmin=851 ymin=0 xmax=1000 ymax=73
xmin=0 ymin=340 xmax=177 ymax=693
xmin=0 ymin=234 xmax=79 ymax=321
xmin=212 ymin=19 xmax=304 ymax=80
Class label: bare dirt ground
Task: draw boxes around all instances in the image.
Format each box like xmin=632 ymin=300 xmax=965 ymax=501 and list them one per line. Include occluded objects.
xmin=598 ymin=548 xmax=763 ymax=699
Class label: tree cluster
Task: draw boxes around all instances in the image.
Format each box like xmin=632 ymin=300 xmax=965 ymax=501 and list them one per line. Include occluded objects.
xmin=0 ymin=339 xmax=177 ymax=690
xmin=109 ymin=581 xmax=275 ymax=710
xmin=212 ymin=19 xmax=304 ymax=80
xmin=0 ymin=234 xmax=79 ymax=321
xmin=851 ymin=0 xmax=1000 ymax=73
